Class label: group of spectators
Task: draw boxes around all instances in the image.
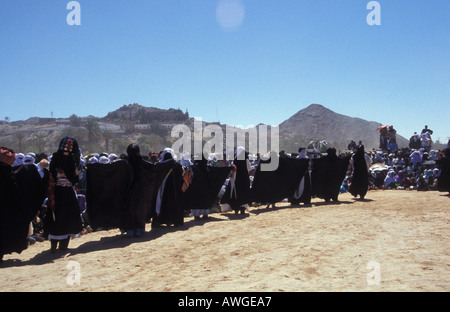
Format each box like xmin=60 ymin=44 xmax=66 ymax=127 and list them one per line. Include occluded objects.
xmin=378 ymin=125 xmax=399 ymax=152
xmin=409 ymin=125 xmax=435 ymax=150
xmin=344 ymin=147 xmax=443 ymax=193
xmin=3 ymin=129 xmax=449 ymax=250
xmin=340 ymin=125 xmax=449 ymax=192
xmin=278 ymin=143 xmax=445 ymax=194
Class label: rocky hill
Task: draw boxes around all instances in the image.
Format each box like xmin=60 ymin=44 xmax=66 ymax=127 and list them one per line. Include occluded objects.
xmin=104 ymin=103 xmax=189 ymax=124
xmin=278 ymin=104 xmax=410 ymax=151
xmin=0 ymin=103 xmax=413 ymax=155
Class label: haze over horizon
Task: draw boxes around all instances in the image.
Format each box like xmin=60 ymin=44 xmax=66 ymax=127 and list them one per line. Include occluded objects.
xmin=1 ymin=1 xmax=449 ymax=142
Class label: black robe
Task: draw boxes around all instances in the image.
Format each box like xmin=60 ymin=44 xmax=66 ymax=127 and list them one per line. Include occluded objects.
xmin=44 ymin=150 xmax=84 ymax=239
xmin=251 ymin=155 xmax=309 ymax=205
xmin=182 ymin=160 xmax=231 ymax=212
xmin=436 ymin=149 xmax=450 ymax=193
xmin=86 ymin=160 xmax=134 ymax=230
xmin=349 ymin=147 xmax=369 ymax=199
xmin=152 ymin=159 xmax=184 ymax=226
xmin=127 ymin=160 xmax=170 ymax=231
xmin=1 ymin=164 xmax=45 ymax=258
xmin=85 ymin=159 xmax=174 ymax=230
xmin=289 ymin=166 xmax=312 ymax=206
xmin=220 ymin=152 xmax=251 ymax=212
xmin=311 ymin=150 xmax=351 ymax=202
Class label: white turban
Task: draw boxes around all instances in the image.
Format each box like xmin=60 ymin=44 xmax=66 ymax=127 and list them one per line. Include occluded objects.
xmin=160 ymin=148 xmax=177 ymax=162
xmin=13 ymin=153 xmax=25 ymax=166
xmin=108 ymin=153 xmax=118 ymax=162
xmin=23 ymin=155 xmax=35 ymax=165
xmin=88 ymin=157 xmax=98 ymax=164
xmin=99 ymin=156 xmax=110 ymax=164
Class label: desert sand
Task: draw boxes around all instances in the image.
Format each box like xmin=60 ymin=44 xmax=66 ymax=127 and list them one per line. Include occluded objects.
xmin=1 ymin=190 xmax=449 ymax=292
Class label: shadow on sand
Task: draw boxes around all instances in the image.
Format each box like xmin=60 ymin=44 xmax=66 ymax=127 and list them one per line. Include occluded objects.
xmin=1 ymin=196 xmax=379 ymax=268
xmin=249 ymin=196 xmax=373 ymax=214
xmin=1 ymin=216 xmax=227 ymax=268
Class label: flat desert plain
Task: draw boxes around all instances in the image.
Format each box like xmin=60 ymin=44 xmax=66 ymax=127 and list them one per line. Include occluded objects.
xmin=1 ymin=190 xmax=449 ymax=292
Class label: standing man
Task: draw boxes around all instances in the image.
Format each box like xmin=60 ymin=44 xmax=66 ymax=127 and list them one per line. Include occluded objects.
xmin=421 ymin=125 xmax=433 ymax=135
xmin=349 ymin=145 xmax=372 ymax=200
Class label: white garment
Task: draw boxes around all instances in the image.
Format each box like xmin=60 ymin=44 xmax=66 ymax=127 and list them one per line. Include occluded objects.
xmin=365 ymin=154 xmax=372 ymax=172
xmin=384 ymin=171 xmax=396 ymax=186
xmin=297 ymin=150 xmax=309 ymax=159
xmin=293 ymin=176 xmax=305 ymax=199
xmin=156 ymin=176 xmax=169 ymax=216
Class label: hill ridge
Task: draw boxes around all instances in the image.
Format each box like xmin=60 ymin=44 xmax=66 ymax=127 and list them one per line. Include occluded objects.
xmin=278 ymin=103 xmax=409 ymax=151
xmin=0 ymin=103 xmax=410 ymax=154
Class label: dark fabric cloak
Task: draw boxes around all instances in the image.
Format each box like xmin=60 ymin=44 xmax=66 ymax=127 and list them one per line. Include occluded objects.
xmin=182 ymin=159 xmax=231 ymax=212
xmin=152 ymin=159 xmax=185 ymax=226
xmin=437 ymin=149 xmax=450 ymax=193
xmin=251 ymin=155 xmax=309 ymax=205
xmin=86 ymin=159 xmax=174 ymax=231
xmin=1 ymin=164 xmax=45 ymax=257
xmin=44 ymin=148 xmax=83 ymax=238
xmin=44 ymin=185 xmax=83 ymax=236
xmin=124 ymin=144 xmax=175 ymax=233
xmin=289 ymin=169 xmax=312 ymax=206
xmin=311 ymin=149 xmax=351 ymax=202
xmin=85 ymin=160 xmax=134 ymax=230
xmin=126 ymin=160 xmax=168 ymax=231
xmin=349 ymin=146 xmax=369 ymax=199
xmin=220 ymin=152 xmax=251 ymax=211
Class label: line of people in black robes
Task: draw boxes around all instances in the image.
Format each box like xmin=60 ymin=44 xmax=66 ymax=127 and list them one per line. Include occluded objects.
xmin=2 ymin=138 xmax=450 ymax=264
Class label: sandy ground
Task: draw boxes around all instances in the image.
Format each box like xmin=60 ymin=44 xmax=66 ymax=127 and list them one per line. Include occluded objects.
xmin=1 ymin=190 xmax=449 ymax=292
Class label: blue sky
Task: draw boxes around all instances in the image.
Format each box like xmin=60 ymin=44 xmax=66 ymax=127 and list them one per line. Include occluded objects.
xmin=1 ymin=0 xmax=449 ymax=142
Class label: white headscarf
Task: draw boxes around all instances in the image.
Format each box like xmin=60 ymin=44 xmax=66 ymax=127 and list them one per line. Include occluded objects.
xmin=23 ymin=155 xmax=35 ymax=165
xmin=384 ymin=170 xmax=396 ymax=186
xmin=13 ymin=153 xmax=25 ymax=166
xmin=88 ymin=157 xmax=98 ymax=164
xmin=108 ymin=153 xmax=118 ymax=162
xmin=99 ymin=156 xmax=110 ymax=164
xmin=433 ymin=168 xmax=440 ymax=178
xmin=159 ymin=148 xmax=177 ymax=162
xmin=297 ymin=149 xmax=308 ymax=159
xmin=428 ymin=150 xmax=437 ymax=160
xmin=180 ymin=152 xmax=192 ymax=166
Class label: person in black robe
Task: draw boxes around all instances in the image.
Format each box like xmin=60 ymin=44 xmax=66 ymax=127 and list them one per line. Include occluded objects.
xmin=349 ymin=145 xmax=370 ymax=200
xmin=220 ymin=148 xmax=251 ymax=214
xmin=436 ymin=148 xmax=450 ymax=194
xmin=152 ymin=149 xmax=185 ymax=227
xmin=182 ymin=154 xmax=231 ymax=220
xmin=311 ymin=147 xmax=351 ymax=202
xmin=122 ymin=144 xmax=150 ymax=237
xmin=86 ymin=159 xmax=134 ymax=231
xmin=0 ymin=147 xmax=44 ymax=263
xmin=85 ymin=145 xmax=174 ymax=235
xmin=251 ymin=151 xmax=309 ymax=206
xmin=289 ymin=148 xmax=312 ymax=206
xmin=44 ymin=137 xmax=83 ymax=252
